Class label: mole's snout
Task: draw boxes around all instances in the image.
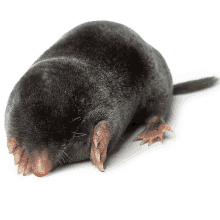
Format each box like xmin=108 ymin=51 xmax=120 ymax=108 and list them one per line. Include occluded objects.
xmin=32 ymin=149 xmax=53 ymax=177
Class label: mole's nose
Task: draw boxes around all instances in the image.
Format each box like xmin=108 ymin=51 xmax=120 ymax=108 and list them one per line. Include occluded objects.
xmin=32 ymin=149 xmax=53 ymax=177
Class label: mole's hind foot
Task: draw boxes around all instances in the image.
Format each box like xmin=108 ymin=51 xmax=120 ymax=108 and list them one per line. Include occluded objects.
xmin=7 ymin=137 xmax=33 ymax=176
xmin=137 ymin=116 xmax=172 ymax=145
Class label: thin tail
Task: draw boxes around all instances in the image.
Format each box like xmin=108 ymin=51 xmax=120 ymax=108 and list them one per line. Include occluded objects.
xmin=173 ymin=76 xmax=219 ymax=95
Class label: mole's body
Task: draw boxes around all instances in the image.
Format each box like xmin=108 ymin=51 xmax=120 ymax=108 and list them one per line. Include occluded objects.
xmin=5 ymin=21 xmax=217 ymax=177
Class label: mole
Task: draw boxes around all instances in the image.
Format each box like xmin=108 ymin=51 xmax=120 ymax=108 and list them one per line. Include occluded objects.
xmin=5 ymin=21 xmax=218 ymax=177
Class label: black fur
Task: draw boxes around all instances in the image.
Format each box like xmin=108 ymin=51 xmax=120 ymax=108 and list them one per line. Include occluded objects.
xmin=5 ymin=21 xmax=218 ymax=170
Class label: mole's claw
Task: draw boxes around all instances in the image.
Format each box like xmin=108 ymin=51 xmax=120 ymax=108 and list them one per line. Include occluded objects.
xmin=18 ymin=163 xmax=25 ymax=174
xmin=13 ymin=148 xmax=23 ymax=165
xmin=98 ymin=164 xmax=105 ymax=172
xmin=23 ymin=163 xmax=32 ymax=176
xmin=7 ymin=137 xmax=17 ymax=154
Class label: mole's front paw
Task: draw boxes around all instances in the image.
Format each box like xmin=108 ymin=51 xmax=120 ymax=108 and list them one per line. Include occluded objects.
xmin=90 ymin=121 xmax=111 ymax=172
xmin=7 ymin=136 xmax=53 ymax=177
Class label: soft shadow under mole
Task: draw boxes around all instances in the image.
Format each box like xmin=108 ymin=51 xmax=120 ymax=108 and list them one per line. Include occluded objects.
xmin=105 ymin=96 xmax=180 ymax=170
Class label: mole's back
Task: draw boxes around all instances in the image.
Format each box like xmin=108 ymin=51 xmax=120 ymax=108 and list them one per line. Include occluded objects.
xmin=35 ymin=21 xmax=156 ymax=89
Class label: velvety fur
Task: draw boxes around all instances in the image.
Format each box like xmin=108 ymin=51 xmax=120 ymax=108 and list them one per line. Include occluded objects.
xmin=5 ymin=21 xmax=218 ymax=171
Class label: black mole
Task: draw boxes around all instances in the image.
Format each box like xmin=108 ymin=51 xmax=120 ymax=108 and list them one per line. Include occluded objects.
xmin=5 ymin=21 xmax=218 ymax=177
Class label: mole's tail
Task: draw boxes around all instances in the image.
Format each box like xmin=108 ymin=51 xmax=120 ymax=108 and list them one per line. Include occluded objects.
xmin=173 ymin=76 xmax=219 ymax=95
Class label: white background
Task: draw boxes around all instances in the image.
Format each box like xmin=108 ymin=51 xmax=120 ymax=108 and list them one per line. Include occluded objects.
xmin=1 ymin=1 xmax=220 ymax=219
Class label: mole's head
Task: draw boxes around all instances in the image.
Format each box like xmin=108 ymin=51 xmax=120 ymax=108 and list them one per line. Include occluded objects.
xmin=5 ymin=60 xmax=99 ymax=177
